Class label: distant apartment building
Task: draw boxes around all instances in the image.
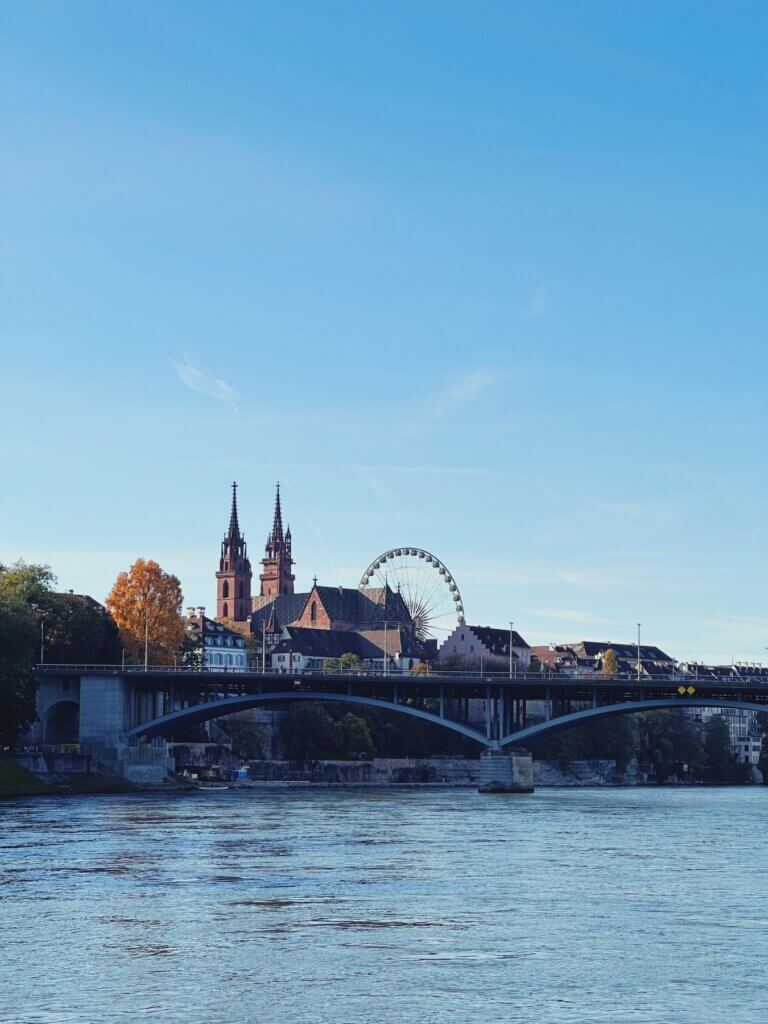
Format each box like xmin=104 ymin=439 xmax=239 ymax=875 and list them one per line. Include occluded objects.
xmin=679 ymin=663 xmax=766 ymax=765
xmin=531 ymin=641 xmax=676 ymax=677
xmin=438 ymin=624 xmax=531 ymax=671
xmin=184 ymin=608 xmax=249 ymax=671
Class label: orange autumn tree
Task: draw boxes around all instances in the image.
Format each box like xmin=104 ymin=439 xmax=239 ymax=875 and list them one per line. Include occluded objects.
xmin=106 ymin=559 xmax=185 ymax=665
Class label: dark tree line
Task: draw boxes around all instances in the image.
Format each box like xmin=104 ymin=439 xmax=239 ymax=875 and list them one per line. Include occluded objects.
xmin=0 ymin=561 xmax=122 ymax=746
xmin=530 ymin=708 xmax=752 ymax=783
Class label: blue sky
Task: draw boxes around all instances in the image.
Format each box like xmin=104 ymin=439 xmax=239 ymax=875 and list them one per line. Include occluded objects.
xmin=1 ymin=2 xmax=766 ymax=662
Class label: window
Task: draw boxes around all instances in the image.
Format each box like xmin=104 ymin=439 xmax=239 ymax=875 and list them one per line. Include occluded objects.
xmin=222 ymin=581 xmax=229 ymax=599
xmin=238 ymin=582 xmax=243 ymax=598
xmin=223 ymin=602 xmax=228 ymax=617
xmin=461 ymin=633 xmax=465 ymax=641
xmin=311 ymin=601 xmax=317 ymax=622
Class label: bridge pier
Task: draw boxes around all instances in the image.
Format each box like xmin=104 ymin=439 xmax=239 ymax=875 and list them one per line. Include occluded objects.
xmin=477 ymin=749 xmax=534 ymax=794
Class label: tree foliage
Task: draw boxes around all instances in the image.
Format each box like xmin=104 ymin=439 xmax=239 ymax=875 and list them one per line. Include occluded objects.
xmin=602 ymin=648 xmax=619 ymax=677
xmin=0 ymin=593 xmax=38 ymax=746
xmin=0 ymin=560 xmax=123 ymax=745
xmin=106 ymin=559 xmax=184 ymax=664
xmin=704 ymin=716 xmax=732 ymax=782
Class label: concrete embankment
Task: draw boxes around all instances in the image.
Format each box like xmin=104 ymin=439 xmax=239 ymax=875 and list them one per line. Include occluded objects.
xmin=239 ymin=756 xmax=623 ymax=787
xmin=1 ymin=752 xmax=135 ymax=798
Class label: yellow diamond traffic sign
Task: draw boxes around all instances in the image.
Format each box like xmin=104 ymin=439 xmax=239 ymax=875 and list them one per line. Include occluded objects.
xmin=677 ymin=685 xmax=686 ymax=695
xmin=687 ymin=685 xmax=696 ymax=695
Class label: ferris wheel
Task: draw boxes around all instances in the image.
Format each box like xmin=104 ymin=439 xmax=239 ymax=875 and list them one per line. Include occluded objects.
xmin=359 ymin=548 xmax=465 ymax=641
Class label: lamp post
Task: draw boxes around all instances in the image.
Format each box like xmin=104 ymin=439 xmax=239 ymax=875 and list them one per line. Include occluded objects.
xmin=40 ymin=619 xmax=45 ymax=665
xmin=509 ymin=621 xmax=514 ymax=679
xmin=262 ymin=618 xmax=267 ymax=673
xmin=144 ymin=599 xmax=150 ymax=671
xmin=384 ymin=620 xmax=388 ymax=677
xmin=636 ymin=622 xmax=641 ymax=683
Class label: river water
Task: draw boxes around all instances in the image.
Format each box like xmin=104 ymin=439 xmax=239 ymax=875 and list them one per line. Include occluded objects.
xmin=1 ymin=786 xmax=766 ymax=1024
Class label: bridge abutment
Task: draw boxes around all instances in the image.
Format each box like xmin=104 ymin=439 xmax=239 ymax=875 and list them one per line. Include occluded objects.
xmin=477 ymin=749 xmax=534 ymax=794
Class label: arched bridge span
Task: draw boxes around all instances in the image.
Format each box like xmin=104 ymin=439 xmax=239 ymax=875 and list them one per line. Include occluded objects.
xmin=502 ymin=698 xmax=768 ymax=747
xmin=127 ymin=691 xmax=768 ymax=751
xmin=127 ymin=691 xmax=490 ymax=746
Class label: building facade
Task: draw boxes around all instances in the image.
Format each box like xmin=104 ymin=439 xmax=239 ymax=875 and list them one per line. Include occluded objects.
xmin=438 ymin=624 xmax=531 ymax=671
xmin=184 ymin=607 xmax=248 ymax=671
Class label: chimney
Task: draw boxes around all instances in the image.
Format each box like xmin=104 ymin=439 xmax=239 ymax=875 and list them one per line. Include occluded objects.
xmin=197 ymin=606 xmax=205 ymax=619
xmin=186 ymin=606 xmax=196 ymax=618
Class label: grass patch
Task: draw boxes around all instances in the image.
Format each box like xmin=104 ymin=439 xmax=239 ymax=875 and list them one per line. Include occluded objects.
xmin=60 ymin=772 xmax=135 ymax=794
xmin=0 ymin=757 xmax=54 ymax=798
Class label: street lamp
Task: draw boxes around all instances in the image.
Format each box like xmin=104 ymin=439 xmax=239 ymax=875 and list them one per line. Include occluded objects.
xmin=636 ymin=622 xmax=641 ymax=683
xmin=509 ymin=621 xmax=514 ymax=679
xmin=144 ymin=599 xmax=150 ymax=671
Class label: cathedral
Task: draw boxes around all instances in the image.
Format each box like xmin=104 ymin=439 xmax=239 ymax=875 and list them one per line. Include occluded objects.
xmin=216 ymin=481 xmax=295 ymax=621
xmin=214 ymin=482 xmax=433 ymax=670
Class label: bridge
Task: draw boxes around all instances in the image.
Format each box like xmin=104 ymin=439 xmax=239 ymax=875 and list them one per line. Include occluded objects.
xmin=34 ymin=663 xmax=768 ymax=752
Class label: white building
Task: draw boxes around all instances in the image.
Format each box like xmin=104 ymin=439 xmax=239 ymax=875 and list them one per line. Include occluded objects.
xmin=184 ymin=607 xmax=249 ymax=672
xmin=438 ymin=624 xmax=531 ymax=671
xmin=688 ymin=705 xmax=763 ymax=766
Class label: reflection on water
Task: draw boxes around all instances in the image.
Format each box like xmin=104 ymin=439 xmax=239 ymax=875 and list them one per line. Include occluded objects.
xmin=1 ymin=787 xmax=767 ymax=1024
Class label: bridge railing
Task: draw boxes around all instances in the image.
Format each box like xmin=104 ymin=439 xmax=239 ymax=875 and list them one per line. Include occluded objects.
xmin=34 ymin=663 xmax=768 ymax=685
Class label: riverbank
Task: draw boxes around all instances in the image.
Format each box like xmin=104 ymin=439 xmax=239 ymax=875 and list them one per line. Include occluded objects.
xmin=0 ymin=756 xmax=135 ymax=798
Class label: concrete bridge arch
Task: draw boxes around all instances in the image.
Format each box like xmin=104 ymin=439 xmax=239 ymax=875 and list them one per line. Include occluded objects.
xmin=127 ymin=690 xmax=490 ymax=746
xmin=499 ymin=698 xmax=768 ymax=748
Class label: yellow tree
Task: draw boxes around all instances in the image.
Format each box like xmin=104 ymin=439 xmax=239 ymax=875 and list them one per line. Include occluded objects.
xmin=602 ymin=648 xmax=619 ymax=678
xmin=106 ymin=559 xmax=184 ymax=666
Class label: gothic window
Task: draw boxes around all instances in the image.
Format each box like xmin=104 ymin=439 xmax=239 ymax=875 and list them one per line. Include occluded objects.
xmin=238 ymin=582 xmax=243 ymax=598
xmin=222 ymin=581 xmax=229 ymax=599
xmin=223 ymin=602 xmax=228 ymax=618
xmin=311 ymin=601 xmax=317 ymax=622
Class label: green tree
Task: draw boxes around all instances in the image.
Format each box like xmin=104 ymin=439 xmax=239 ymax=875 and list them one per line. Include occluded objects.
xmin=322 ymin=657 xmax=341 ymax=673
xmin=340 ymin=712 xmax=373 ymax=755
xmin=281 ymin=704 xmax=342 ymax=760
xmin=218 ymin=713 xmax=266 ymax=759
xmin=0 ymin=561 xmax=121 ymax=665
xmin=42 ymin=593 xmax=121 ymax=664
xmin=340 ymin=652 xmax=361 ymax=672
xmin=177 ymin=629 xmax=204 ymax=668
xmin=0 ymin=593 xmax=38 ymax=747
xmin=704 ymin=716 xmax=732 ymax=782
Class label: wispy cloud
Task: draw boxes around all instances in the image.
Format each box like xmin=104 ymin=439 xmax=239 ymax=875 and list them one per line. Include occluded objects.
xmin=520 ymin=606 xmax=622 ymax=627
xmin=422 ymin=369 xmax=504 ymax=422
xmin=353 ymin=465 xmax=396 ymax=502
xmin=172 ymin=360 xmax=239 ymax=402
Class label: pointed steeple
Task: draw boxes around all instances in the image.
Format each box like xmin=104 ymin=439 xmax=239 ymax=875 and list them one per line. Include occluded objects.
xmin=228 ymin=481 xmax=241 ymax=539
xmin=270 ymin=482 xmax=284 ymax=545
xmin=217 ymin=481 xmax=252 ymax=621
xmin=260 ymin=480 xmax=295 ymax=597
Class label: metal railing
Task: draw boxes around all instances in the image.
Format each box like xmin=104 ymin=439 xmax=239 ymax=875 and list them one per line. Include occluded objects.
xmin=34 ymin=663 xmax=768 ymax=685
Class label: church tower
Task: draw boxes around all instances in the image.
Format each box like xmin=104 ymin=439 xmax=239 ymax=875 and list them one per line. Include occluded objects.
xmin=260 ymin=482 xmax=295 ymax=597
xmin=216 ymin=482 xmax=252 ymax=621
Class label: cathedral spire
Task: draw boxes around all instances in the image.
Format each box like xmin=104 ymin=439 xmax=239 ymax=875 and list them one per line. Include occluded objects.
xmin=270 ymin=482 xmax=284 ymax=544
xmin=217 ymin=480 xmax=252 ymax=621
xmin=228 ymin=481 xmax=241 ymax=538
xmin=260 ymin=481 xmax=295 ymax=597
